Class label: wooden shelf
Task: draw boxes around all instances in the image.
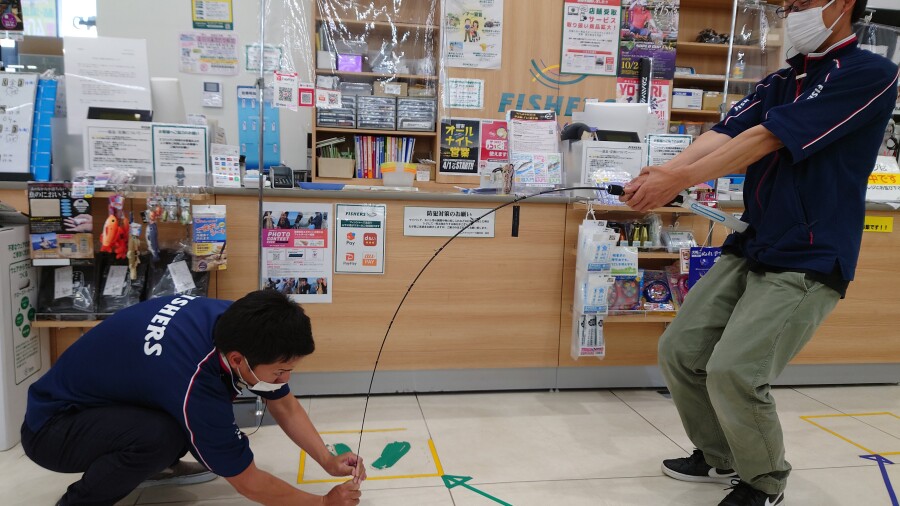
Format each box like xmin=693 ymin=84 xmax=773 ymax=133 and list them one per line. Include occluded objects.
xmin=313 ymin=177 xmax=476 ymax=193
xmin=674 ymin=73 xmax=727 ymax=83
xmin=590 ymin=205 xmax=685 ymax=213
xmin=677 ymin=41 xmax=729 ymax=55
xmin=33 ymin=320 xmax=101 ymax=329
xmin=671 ymin=108 xmax=722 ymax=118
xmin=316 ymin=16 xmax=438 ymax=31
xmin=317 ymin=127 xmax=438 ymax=137
xmin=639 ymin=252 xmax=681 ymax=260
xmin=606 ymin=314 xmax=676 ymax=323
xmin=674 ymin=74 xmax=760 ymax=84
xmin=677 ymin=42 xmax=781 ymax=55
xmin=680 ymin=0 xmax=737 ymax=8
xmin=314 ymin=69 xmax=438 ymax=81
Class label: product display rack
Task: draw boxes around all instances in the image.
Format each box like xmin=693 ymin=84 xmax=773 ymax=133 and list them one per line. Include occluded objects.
xmin=311 ymin=0 xmax=442 ymax=183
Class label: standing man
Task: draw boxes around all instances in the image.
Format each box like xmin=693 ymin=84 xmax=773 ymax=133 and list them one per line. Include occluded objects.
xmin=621 ymin=0 xmax=898 ymax=504
xmin=22 ymin=290 xmax=366 ymax=505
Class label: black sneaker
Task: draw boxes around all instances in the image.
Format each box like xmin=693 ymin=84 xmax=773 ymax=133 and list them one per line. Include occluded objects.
xmin=719 ymin=480 xmax=784 ymax=506
xmin=662 ymin=449 xmax=738 ymax=484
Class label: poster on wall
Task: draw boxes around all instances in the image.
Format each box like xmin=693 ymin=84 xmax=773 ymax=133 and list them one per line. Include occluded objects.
xmin=151 ymin=124 xmax=209 ymax=186
xmin=237 ymin=86 xmax=280 ymax=170
xmin=335 ymin=204 xmax=386 ymax=275
xmin=618 ymin=0 xmax=679 ymax=80
xmin=261 ymin=203 xmax=332 ymax=303
xmin=0 ymin=0 xmax=24 ymax=35
xmin=443 ymin=0 xmax=504 ymax=69
xmin=478 ymin=119 xmax=509 ymax=185
xmin=178 ymin=32 xmax=239 ymax=75
xmin=21 ymin=0 xmax=57 ymax=37
xmin=444 ymin=78 xmax=485 ymax=110
xmin=27 ymin=182 xmax=94 ymax=261
xmin=245 ymin=44 xmax=283 ymax=72
xmin=63 ymin=37 xmax=153 ymax=135
xmin=560 ymin=0 xmax=621 ymax=76
xmin=440 ymin=118 xmax=481 ymax=175
xmin=191 ymin=0 xmax=233 ymax=30
xmin=615 ymin=77 xmax=671 ymax=134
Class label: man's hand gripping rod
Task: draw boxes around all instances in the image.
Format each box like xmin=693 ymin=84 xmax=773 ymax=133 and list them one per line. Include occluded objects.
xmin=604 ymin=184 xmax=749 ymax=233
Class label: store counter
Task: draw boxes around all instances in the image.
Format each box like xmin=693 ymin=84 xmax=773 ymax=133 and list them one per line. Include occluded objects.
xmin=1 ymin=184 xmax=897 ymax=394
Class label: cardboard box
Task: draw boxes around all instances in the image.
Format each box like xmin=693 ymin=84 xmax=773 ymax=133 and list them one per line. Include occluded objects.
xmin=375 ymin=81 xmax=408 ymax=97
xmin=317 ymin=157 xmax=355 ymax=179
xmin=416 ymin=162 xmax=436 ymax=182
xmin=673 ymin=88 xmax=703 ymax=110
xmin=725 ymin=93 xmax=746 ymax=109
xmin=337 ymin=54 xmax=363 ymax=72
xmin=702 ymin=91 xmax=723 ymax=111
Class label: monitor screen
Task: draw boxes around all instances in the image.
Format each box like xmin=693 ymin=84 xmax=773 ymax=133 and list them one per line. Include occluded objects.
xmin=578 ymin=102 xmax=651 ymax=142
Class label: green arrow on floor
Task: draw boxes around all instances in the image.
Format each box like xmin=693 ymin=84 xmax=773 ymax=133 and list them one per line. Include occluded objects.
xmin=441 ymin=474 xmax=513 ymax=505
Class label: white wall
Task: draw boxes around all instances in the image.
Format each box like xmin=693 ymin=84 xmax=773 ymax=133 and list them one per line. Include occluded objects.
xmin=95 ymin=0 xmax=315 ymax=171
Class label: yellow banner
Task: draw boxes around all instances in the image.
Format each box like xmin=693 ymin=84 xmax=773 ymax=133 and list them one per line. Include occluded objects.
xmin=864 ymin=216 xmax=893 ymax=233
xmin=868 ymin=173 xmax=900 ymax=186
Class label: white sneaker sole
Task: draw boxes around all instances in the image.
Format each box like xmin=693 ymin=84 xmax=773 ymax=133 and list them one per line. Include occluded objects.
xmin=137 ymin=471 xmax=218 ymax=489
xmin=661 ymin=463 xmax=737 ymax=485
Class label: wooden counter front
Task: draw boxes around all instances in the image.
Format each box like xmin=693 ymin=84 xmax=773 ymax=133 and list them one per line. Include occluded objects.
xmin=3 ymin=185 xmax=898 ymax=377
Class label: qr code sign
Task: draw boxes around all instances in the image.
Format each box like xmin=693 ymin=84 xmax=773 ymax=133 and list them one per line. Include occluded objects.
xmin=301 ymin=92 xmax=313 ymax=104
xmin=278 ymin=86 xmax=294 ymax=103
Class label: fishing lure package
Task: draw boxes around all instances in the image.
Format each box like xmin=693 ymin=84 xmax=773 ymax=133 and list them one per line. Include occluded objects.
xmin=36 ymin=264 xmax=99 ymax=320
xmin=97 ymin=253 xmax=150 ymax=314
xmin=147 ymin=250 xmax=210 ymax=299
xmin=641 ymin=270 xmax=675 ymax=312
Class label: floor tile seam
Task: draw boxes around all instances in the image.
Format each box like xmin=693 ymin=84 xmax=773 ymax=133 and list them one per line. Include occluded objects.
xmin=609 ymin=389 xmax=688 ymax=453
xmin=791 ymin=388 xmax=900 ymax=444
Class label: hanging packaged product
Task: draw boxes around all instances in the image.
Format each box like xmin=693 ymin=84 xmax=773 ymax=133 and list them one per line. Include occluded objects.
xmin=641 ymin=270 xmax=676 ymax=313
xmin=192 ymin=205 xmax=227 ymax=272
xmin=36 ymin=264 xmax=98 ymax=320
xmin=572 ymin=211 xmax=616 ymax=360
xmin=148 ymin=250 xmax=210 ymax=299
xmin=98 ymin=253 xmax=150 ymax=315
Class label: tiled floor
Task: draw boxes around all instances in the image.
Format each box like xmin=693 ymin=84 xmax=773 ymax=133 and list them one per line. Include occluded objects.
xmin=2 ymin=385 xmax=899 ymax=505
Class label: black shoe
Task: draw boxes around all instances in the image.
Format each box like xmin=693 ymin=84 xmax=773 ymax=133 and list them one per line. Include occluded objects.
xmin=662 ymin=449 xmax=738 ymax=484
xmin=719 ymin=480 xmax=784 ymax=506
xmin=137 ymin=460 xmax=217 ymax=489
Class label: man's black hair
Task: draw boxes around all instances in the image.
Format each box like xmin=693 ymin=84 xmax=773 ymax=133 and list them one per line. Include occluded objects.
xmin=851 ymin=0 xmax=868 ymax=23
xmin=214 ymin=289 xmax=314 ymax=365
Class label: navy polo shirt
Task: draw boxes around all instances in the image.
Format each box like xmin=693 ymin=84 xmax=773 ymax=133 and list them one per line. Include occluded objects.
xmin=714 ymin=35 xmax=899 ymax=285
xmin=25 ymin=295 xmax=290 ymax=478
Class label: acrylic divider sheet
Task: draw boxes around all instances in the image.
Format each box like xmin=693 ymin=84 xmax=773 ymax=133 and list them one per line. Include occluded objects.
xmin=261 ymin=203 xmax=332 ymax=303
xmin=0 ymin=73 xmax=38 ymax=177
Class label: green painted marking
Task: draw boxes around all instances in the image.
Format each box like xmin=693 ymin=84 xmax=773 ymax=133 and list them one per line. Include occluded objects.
xmin=371 ymin=441 xmax=411 ymax=470
xmin=27 ymin=307 xmax=35 ymax=321
xmin=328 ymin=443 xmax=353 ymax=457
xmin=442 ymin=475 xmax=512 ymax=505
xmin=20 ymin=297 xmax=28 ymax=310
xmin=15 ymin=314 xmax=23 ymax=327
xmin=22 ymin=325 xmax=30 ymax=338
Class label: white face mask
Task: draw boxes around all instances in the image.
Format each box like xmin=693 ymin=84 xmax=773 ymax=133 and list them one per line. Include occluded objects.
xmin=236 ymin=360 xmax=284 ymax=393
xmin=787 ymin=0 xmax=845 ymax=56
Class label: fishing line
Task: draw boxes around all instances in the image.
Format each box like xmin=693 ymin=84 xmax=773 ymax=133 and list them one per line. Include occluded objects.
xmin=354 ymin=185 xmax=624 ymax=469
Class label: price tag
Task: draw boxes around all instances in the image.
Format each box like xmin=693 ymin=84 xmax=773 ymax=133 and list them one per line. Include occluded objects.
xmin=168 ymin=261 xmax=197 ymax=294
xmin=103 ymin=265 xmax=129 ymax=296
xmin=54 ymin=266 xmax=73 ymax=299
